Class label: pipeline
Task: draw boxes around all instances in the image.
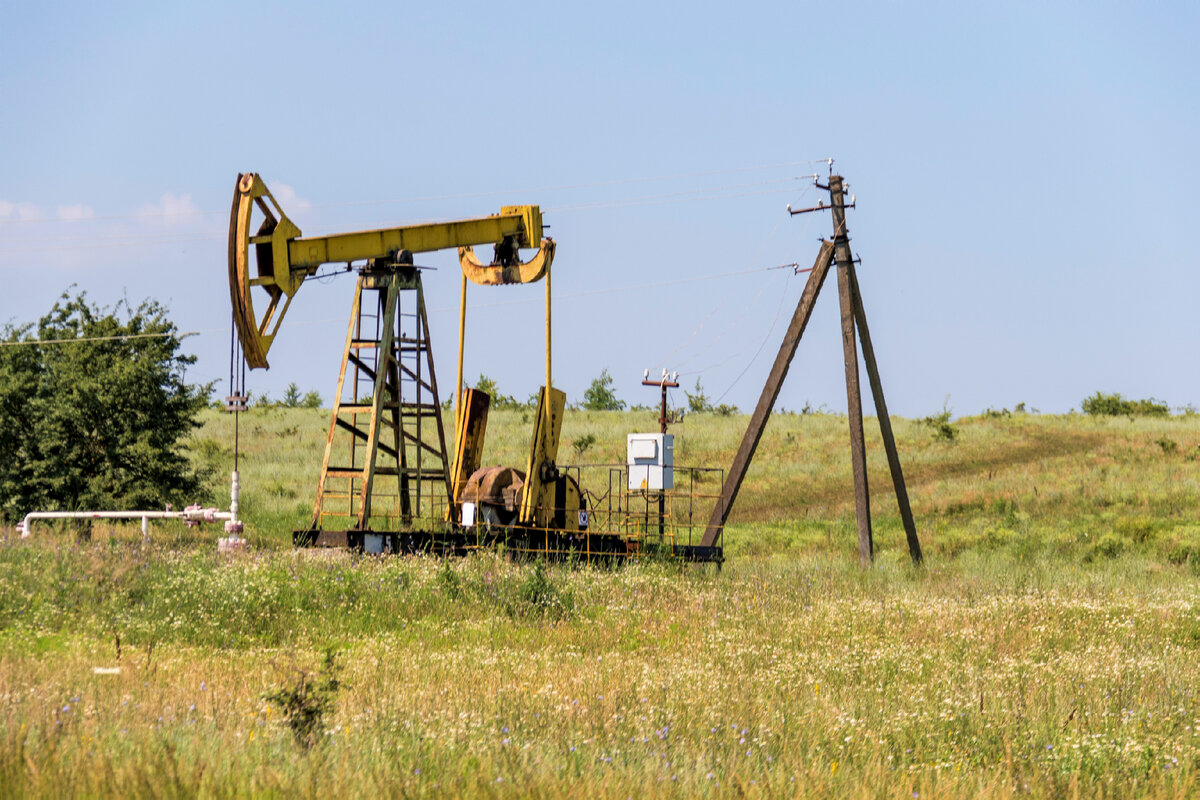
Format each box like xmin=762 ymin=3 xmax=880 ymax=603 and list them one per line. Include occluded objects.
xmin=16 ymin=471 xmax=244 ymax=543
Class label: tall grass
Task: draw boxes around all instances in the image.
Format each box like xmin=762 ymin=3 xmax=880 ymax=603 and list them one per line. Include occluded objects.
xmin=0 ymin=407 xmax=1197 ymax=796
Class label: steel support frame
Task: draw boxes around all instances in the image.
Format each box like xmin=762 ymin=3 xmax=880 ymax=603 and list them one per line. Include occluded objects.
xmin=309 ymin=266 xmax=452 ymax=532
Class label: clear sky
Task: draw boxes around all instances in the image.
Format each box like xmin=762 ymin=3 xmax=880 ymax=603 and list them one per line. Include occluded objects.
xmin=2 ymin=1 xmax=1196 ymax=418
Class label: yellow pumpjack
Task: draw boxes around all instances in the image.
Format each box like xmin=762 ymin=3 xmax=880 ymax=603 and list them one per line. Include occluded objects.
xmin=227 ymin=173 xmax=587 ymax=553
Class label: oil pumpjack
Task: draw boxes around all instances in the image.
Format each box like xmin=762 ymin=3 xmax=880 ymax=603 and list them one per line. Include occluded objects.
xmin=227 ymin=173 xmax=723 ymax=562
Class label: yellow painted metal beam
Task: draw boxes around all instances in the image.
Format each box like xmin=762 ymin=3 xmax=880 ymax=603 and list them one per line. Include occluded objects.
xmin=287 ymin=208 xmax=543 ymax=268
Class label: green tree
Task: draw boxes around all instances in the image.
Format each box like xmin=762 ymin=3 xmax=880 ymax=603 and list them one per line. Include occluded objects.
xmin=281 ymin=382 xmax=303 ymax=407
xmin=302 ymin=390 xmax=322 ymax=409
xmin=685 ymin=378 xmax=712 ymax=414
xmin=581 ymin=369 xmax=625 ymax=411
xmin=0 ymin=290 xmax=210 ymax=520
xmin=473 ymin=374 xmax=521 ymax=410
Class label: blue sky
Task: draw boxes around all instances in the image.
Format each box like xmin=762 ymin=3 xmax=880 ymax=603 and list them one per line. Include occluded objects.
xmin=2 ymin=1 xmax=1196 ymax=417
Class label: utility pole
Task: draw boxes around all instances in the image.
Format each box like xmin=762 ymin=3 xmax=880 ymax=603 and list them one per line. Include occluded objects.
xmin=642 ymin=370 xmax=679 ymax=539
xmin=700 ymin=167 xmax=922 ymax=566
xmin=830 ymin=174 xmax=873 ymax=565
xmin=642 ymin=370 xmax=680 ymax=436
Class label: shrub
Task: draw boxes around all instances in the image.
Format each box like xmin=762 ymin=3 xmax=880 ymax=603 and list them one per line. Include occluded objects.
xmin=507 ymin=560 xmax=574 ymax=621
xmin=1081 ymin=392 xmax=1170 ymax=417
xmin=572 ymin=433 xmax=597 ymax=458
xmin=1090 ymin=533 xmax=1126 ymax=560
xmin=281 ymin=382 xmax=303 ymax=407
xmin=581 ymin=369 xmax=625 ymax=411
xmin=264 ymin=648 xmax=343 ymax=750
xmin=919 ymin=406 xmax=957 ymax=442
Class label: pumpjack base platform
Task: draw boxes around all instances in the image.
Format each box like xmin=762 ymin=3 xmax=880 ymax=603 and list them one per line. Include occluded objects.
xmin=293 ymin=527 xmax=722 ymax=564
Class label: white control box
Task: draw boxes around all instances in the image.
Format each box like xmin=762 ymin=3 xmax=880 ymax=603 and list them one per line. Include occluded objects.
xmin=627 ymin=433 xmax=673 ymax=491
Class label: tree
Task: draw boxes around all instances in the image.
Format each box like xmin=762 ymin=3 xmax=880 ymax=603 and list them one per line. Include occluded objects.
xmin=282 ymin=382 xmax=303 ymax=407
xmin=277 ymin=383 xmax=321 ymax=409
xmin=581 ymin=369 xmax=625 ymax=411
xmin=473 ymin=374 xmax=521 ymax=410
xmin=0 ymin=290 xmax=210 ymax=521
xmin=685 ymin=378 xmax=712 ymax=414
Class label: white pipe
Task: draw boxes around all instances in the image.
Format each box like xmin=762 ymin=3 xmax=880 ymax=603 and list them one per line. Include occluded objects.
xmin=226 ymin=470 xmax=242 ymax=537
xmin=16 ymin=471 xmax=242 ymax=541
xmin=17 ymin=507 xmax=233 ymax=539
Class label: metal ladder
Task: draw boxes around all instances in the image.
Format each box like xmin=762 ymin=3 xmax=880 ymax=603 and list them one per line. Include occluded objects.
xmin=310 ymin=264 xmax=451 ymax=531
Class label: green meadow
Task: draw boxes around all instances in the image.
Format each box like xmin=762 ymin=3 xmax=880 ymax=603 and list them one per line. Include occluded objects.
xmin=1 ymin=407 xmax=1198 ymax=797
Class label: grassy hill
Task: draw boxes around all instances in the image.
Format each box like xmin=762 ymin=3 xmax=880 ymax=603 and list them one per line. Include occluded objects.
xmin=190 ymin=405 xmax=1200 ymax=564
xmin=0 ymin=407 xmax=1197 ymax=797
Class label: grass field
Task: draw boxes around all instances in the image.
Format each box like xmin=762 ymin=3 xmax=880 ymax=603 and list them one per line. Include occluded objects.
xmin=1 ymin=407 xmax=1198 ymax=797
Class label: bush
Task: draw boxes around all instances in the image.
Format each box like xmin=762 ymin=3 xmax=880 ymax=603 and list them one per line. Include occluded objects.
xmin=919 ymin=403 xmax=957 ymax=442
xmin=507 ymin=560 xmax=574 ymax=621
xmin=265 ymin=648 xmax=343 ymax=750
xmin=281 ymin=382 xmax=303 ymax=407
xmin=572 ymin=433 xmax=597 ymax=458
xmin=1089 ymin=533 xmax=1126 ymax=560
xmin=1081 ymin=392 xmax=1170 ymax=417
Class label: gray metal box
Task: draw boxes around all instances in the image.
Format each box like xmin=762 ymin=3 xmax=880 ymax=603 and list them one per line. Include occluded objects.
xmin=627 ymin=433 xmax=673 ymax=491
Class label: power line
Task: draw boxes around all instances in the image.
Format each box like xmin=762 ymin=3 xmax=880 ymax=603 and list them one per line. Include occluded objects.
xmin=0 ymin=330 xmax=201 ymax=347
xmin=0 ymin=158 xmax=830 ymax=227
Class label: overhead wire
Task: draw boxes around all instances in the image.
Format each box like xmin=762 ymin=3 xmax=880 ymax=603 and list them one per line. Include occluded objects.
xmin=0 ymin=158 xmax=830 ymax=228
xmin=713 ymin=270 xmax=795 ymax=405
xmin=425 ymin=261 xmax=803 ymax=315
xmin=707 ymin=180 xmax=838 ymax=403
xmin=0 ymin=330 xmax=201 ymax=346
xmin=2 ymin=161 xmax=837 ymax=411
xmin=655 ymin=181 xmax=816 ymax=378
xmin=653 ymin=212 xmax=793 ymax=373
xmin=0 ymin=181 xmax=804 ymax=255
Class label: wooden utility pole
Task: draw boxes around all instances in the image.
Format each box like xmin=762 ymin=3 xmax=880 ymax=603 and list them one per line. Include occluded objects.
xmin=700 ymin=171 xmax=922 ymax=565
xmin=831 ymin=175 xmax=873 ymax=565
